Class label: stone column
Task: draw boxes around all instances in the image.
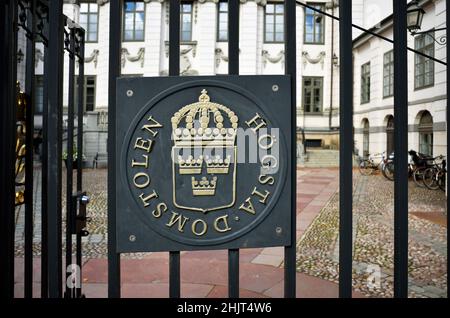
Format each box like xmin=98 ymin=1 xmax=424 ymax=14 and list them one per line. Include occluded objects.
xmin=145 ymin=0 xmax=163 ymax=76
xmin=195 ymin=0 xmax=217 ymax=75
xmin=240 ymin=1 xmax=258 ymax=75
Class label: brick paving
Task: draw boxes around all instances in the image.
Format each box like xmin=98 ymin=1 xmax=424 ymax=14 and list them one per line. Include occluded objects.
xmin=13 ymin=166 xmax=447 ymax=298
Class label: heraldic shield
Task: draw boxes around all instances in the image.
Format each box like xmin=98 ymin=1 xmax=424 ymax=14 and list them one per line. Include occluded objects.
xmin=171 ymin=89 xmax=237 ymax=213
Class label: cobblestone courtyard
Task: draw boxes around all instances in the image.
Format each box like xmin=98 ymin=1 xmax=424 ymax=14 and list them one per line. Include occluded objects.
xmin=297 ymin=172 xmax=447 ymax=298
xmin=14 ymin=166 xmax=447 ymax=297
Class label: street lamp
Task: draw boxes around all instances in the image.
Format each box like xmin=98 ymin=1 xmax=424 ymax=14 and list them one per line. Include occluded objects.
xmin=406 ymin=0 xmax=425 ymax=33
xmin=406 ymin=0 xmax=446 ymax=45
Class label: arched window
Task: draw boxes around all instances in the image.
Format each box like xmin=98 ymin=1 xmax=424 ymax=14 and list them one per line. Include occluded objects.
xmin=386 ymin=115 xmax=394 ymax=155
xmin=418 ymin=111 xmax=433 ymax=156
xmin=362 ymin=119 xmax=370 ymax=157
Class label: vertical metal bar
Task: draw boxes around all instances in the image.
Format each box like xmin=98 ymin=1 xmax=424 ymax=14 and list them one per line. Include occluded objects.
xmin=284 ymin=0 xmax=297 ymax=298
xmin=339 ymin=0 xmax=353 ymax=298
xmin=77 ymin=30 xmax=84 ymax=193
xmin=0 ymin=0 xmax=18 ymax=300
xmin=24 ymin=0 xmax=37 ymax=299
xmin=227 ymin=250 xmax=239 ymax=298
xmin=393 ymin=0 xmax=408 ymax=298
xmin=169 ymin=250 xmax=180 ymax=298
xmin=169 ymin=0 xmax=181 ymax=298
xmin=65 ymin=26 xmax=76 ymax=298
xmin=447 ymin=0 xmax=449 ymax=299
xmin=227 ymin=0 xmax=240 ymax=299
xmin=47 ymin=0 xmax=64 ymax=298
xmin=108 ymin=0 xmax=122 ymax=298
xmin=76 ymin=28 xmax=85 ymax=299
xmin=41 ymin=26 xmax=50 ymax=300
xmin=228 ymin=0 xmax=239 ymax=74
xmin=169 ymin=0 xmax=180 ymax=76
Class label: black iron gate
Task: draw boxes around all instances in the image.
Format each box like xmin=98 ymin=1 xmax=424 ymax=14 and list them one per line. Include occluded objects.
xmin=0 ymin=0 xmax=88 ymax=299
xmin=105 ymin=0 xmax=297 ymax=299
xmin=1 ymin=0 xmax=448 ymax=300
xmin=105 ymin=0 xmax=448 ymax=299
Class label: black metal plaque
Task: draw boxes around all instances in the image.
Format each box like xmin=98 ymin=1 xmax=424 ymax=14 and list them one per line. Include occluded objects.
xmin=116 ymin=76 xmax=292 ymax=252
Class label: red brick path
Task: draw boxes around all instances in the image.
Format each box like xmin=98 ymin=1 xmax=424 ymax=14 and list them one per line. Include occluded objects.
xmin=14 ymin=168 xmax=364 ymax=298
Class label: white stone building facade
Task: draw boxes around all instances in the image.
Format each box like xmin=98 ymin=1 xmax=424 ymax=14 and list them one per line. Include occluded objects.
xmin=24 ymin=0 xmax=446 ymax=165
xmin=29 ymin=0 xmax=342 ymax=164
xmin=353 ymin=0 xmax=447 ymax=160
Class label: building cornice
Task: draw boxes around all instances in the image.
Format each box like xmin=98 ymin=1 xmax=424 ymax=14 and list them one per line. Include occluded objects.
xmin=353 ymin=94 xmax=447 ymax=115
xmin=88 ymin=0 xmax=271 ymax=6
xmin=95 ymin=0 xmax=165 ymax=6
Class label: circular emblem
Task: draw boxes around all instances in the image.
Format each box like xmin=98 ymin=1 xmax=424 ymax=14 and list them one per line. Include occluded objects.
xmin=122 ymin=83 xmax=287 ymax=246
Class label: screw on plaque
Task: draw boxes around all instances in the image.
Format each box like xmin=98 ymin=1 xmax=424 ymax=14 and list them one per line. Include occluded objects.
xmin=272 ymin=84 xmax=279 ymax=92
xmin=275 ymin=227 xmax=282 ymax=235
xmin=129 ymin=235 xmax=136 ymax=242
xmin=126 ymin=89 xmax=134 ymax=97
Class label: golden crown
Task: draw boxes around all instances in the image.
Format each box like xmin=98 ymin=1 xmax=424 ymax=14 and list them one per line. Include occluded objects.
xmin=191 ymin=176 xmax=217 ymax=196
xmin=178 ymin=155 xmax=203 ymax=174
xmin=171 ymin=89 xmax=239 ymax=146
xmin=205 ymin=155 xmax=231 ymax=174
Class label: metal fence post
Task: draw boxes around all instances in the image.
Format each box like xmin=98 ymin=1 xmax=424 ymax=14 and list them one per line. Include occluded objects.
xmin=41 ymin=14 xmax=50 ymax=299
xmin=284 ymin=0 xmax=297 ymax=298
xmin=339 ymin=0 xmax=353 ymax=299
xmin=65 ymin=25 xmax=76 ymax=298
xmin=393 ymin=0 xmax=408 ymax=299
xmin=24 ymin=0 xmax=37 ymax=299
xmin=169 ymin=0 xmax=181 ymax=298
xmin=0 ymin=0 xmax=18 ymax=300
xmin=76 ymin=27 xmax=86 ymax=299
xmin=108 ymin=0 xmax=122 ymax=298
xmin=447 ymin=0 xmax=449 ymax=300
xmin=47 ymin=0 xmax=64 ymax=298
xmin=228 ymin=0 xmax=240 ymax=299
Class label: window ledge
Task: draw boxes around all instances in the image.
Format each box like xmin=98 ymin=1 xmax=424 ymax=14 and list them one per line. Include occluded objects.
xmin=164 ymin=40 xmax=198 ymax=46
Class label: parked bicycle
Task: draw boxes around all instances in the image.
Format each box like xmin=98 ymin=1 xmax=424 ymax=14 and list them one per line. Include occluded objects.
xmin=382 ymin=151 xmax=395 ymax=181
xmin=374 ymin=150 xmax=432 ymax=184
xmin=379 ymin=151 xmax=416 ymax=182
xmin=410 ymin=150 xmax=435 ymax=188
xmin=358 ymin=152 xmax=386 ymax=176
xmin=360 ymin=149 xmax=446 ymax=192
xmin=423 ymin=156 xmax=446 ymax=191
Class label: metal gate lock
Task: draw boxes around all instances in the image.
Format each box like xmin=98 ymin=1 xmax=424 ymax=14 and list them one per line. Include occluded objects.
xmin=74 ymin=192 xmax=90 ymax=234
xmin=80 ymin=194 xmax=90 ymax=205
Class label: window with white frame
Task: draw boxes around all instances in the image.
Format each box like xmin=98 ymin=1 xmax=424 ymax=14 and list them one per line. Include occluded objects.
xmin=383 ymin=50 xmax=394 ymax=97
xmin=217 ymin=1 xmax=228 ymax=42
xmin=414 ymin=33 xmax=434 ymax=89
xmin=303 ymin=77 xmax=323 ymax=113
xmin=360 ymin=62 xmax=370 ymax=104
xmin=123 ymin=1 xmax=145 ymax=41
xmin=264 ymin=3 xmax=284 ymax=43
xmin=304 ymin=3 xmax=325 ymax=44
xmin=79 ymin=2 xmax=98 ymax=42
xmin=181 ymin=2 xmax=193 ymax=42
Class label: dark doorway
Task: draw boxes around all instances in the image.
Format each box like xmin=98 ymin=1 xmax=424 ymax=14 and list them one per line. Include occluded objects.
xmin=362 ymin=118 xmax=370 ymax=157
xmin=386 ymin=115 xmax=394 ymax=154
